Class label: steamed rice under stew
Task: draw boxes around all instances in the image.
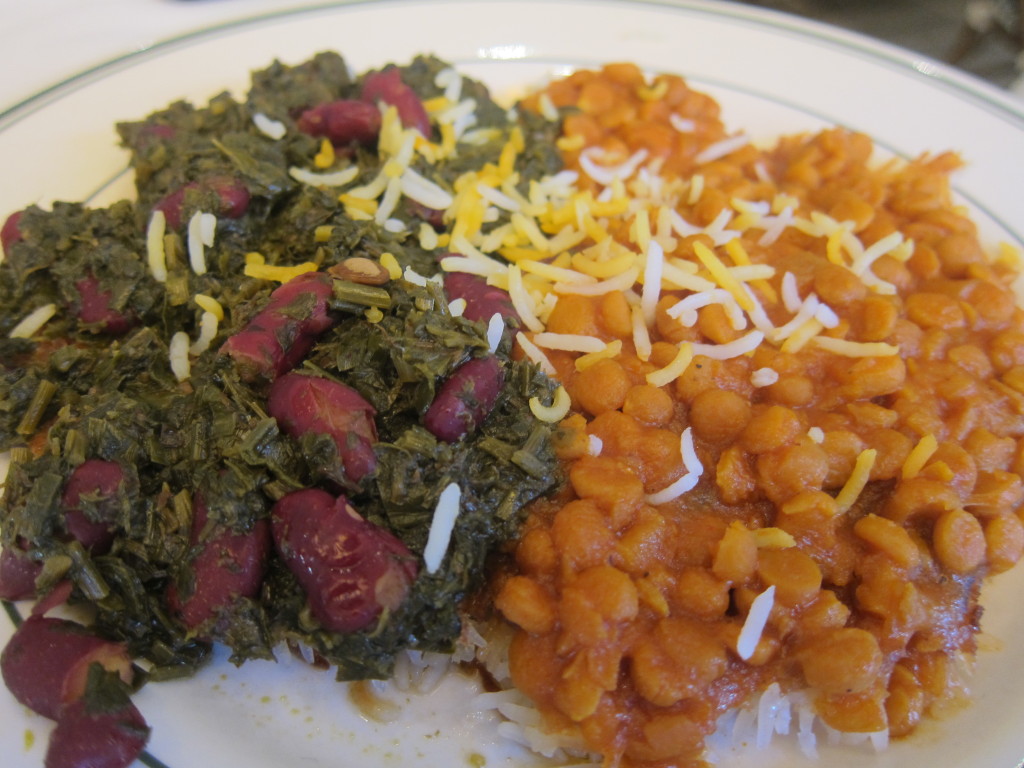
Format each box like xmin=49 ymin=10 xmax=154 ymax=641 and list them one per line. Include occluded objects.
xmin=1 ymin=52 xmax=1023 ymax=768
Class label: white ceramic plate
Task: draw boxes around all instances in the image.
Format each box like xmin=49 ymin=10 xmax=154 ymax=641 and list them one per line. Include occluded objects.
xmin=2 ymin=2 xmax=1023 ymax=767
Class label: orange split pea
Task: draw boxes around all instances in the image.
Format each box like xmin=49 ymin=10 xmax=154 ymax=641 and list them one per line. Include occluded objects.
xmin=520 ymin=62 xmax=729 ymax=187
xmin=495 ymin=62 xmax=1024 ymax=768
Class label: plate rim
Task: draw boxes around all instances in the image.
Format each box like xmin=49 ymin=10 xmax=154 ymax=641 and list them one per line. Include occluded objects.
xmin=3 ymin=2 xmax=1024 ymax=767
xmin=1 ymin=0 xmax=1023 ymax=133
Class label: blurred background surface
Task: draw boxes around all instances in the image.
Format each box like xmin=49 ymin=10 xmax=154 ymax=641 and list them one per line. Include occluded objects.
xmin=740 ymin=0 xmax=1024 ymax=92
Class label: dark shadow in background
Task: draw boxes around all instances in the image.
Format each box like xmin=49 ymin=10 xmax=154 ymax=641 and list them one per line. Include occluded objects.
xmin=740 ymin=0 xmax=1023 ymax=89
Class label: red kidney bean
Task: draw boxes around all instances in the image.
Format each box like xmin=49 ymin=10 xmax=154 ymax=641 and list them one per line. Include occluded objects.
xmin=0 ymin=616 xmax=133 ymax=720
xmin=271 ymin=489 xmax=417 ymax=633
xmin=407 ymin=200 xmax=446 ymax=230
xmin=151 ymin=175 xmax=250 ymax=230
xmin=73 ymin=277 xmax=135 ymax=336
xmin=267 ymin=373 xmax=378 ymax=484
xmin=32 ymin=581 xmax=74 ymax=618
xmin=126 ymin=122 xmax=177 ymax=152
xmin=209 ymin=176 xmax=251 ymax=219
xmin=60 ymin=459 xmax=124 ymax=554
xmin=45 ymin=693 xmax=149 ymax=768
xmin=443 ymin=271 xmax=520 ymax=325
xmin=141 ymin=123 xmax=176 ymax=139
xmin=1 ymin=209 xmax=23 ymax=252
xmin=151 ymin=188 xmax=187 ymax=230
xmin=423 ymin=354 xmax=505 ymax=442
xmin=297 ymin=99 xmax=382 ymax=147
xmin=0 ymin=544 xmax=40 ymax=601
xmin=360 ymin=66 xmax=431 ymax=137
xmin=219 ymin=271 xmax=336 ymax=382
xmin=166 ymin=495 xmax=271 ymax=630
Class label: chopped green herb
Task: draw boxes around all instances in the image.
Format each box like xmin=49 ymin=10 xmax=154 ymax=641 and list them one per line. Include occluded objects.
xmin=0 ymin=52 xmax=564 ymax=686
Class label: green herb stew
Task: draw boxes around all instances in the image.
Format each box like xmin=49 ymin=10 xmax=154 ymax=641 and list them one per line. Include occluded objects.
xmin=0 ymin=51 xmax=564 ymax=684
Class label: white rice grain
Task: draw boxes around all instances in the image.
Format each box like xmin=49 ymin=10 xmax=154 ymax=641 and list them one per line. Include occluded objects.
xmin=252 ymin=112 xmax=286 ymax=140
xmin=8 ymin=303 xmax=57 ymax=339
xmin=737 ymin=585 xmax=775 ymax=661
xmin=288 ymin=165 xmax=359 ymax=188
xmin=695 ymin=134 xmax=750 ymax=164
xmin=423 ymin=483 xmax=461 ymax=574
xmin=486 ymin=312 xmax=505 ymax=353
xmin=578 ymin=147 xmax=648 ymax=186
xmin=146 ymin=209 xmax=168 ymax=282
